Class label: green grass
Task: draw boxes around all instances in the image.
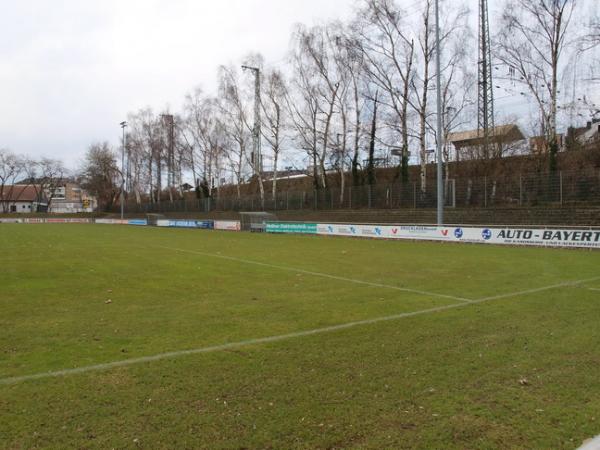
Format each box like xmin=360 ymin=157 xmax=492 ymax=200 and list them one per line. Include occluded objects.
xmin=1 ymin=224 xmax=600 ymax=449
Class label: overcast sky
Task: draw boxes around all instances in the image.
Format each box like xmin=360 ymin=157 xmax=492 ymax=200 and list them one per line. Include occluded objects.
xmin=0 ymin=0 xmax=357 ymax=168
xmin=0 ymin=0 xmax=596 ymax=170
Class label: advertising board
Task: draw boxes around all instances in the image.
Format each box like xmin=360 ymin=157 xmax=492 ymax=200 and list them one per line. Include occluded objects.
xmin=317 ymin=224 xmax=443 ymax=240
xmin=128 ymin=219 xmax=148 ymax=226
xmin=95 ymin=219 xmax=129 ymax=225
xmin=214 ymin=220 xmax=241 ymax=231
xmin=449 ymin=226 xmax=600 ymax=249
xmin=317 ymin=223 xmax=600 ymax=249
xmin=266 ymin=222 xmax=317 ymax=234
xmin=0 ymin=218 xmax=22 ymax=223
xmin=46 ymin=218 xmax=91 ymax=224
xmin=157 ymin=220 xmax=214 ymax=229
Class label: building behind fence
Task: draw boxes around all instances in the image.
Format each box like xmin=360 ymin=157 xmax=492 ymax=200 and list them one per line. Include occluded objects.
xmin=119 ymin=170 xmax=600 ymax=215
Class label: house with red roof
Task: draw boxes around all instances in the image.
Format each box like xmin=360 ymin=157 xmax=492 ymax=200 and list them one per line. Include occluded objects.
xmin=0 ymin=185 xmax=46 ymax=213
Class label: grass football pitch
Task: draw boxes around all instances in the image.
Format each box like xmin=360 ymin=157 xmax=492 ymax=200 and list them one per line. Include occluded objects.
xmin=1 ymin=224 xmax=600 ymax=449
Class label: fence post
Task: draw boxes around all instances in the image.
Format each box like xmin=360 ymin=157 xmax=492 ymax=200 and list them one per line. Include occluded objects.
xmin=484 ymin=176 xmax=487 ymax=208
xmin=413 ymin=182 xmax=417 ymax=209
xmin=349 ymin=185 xmax=352 ymax=209
xmin=560 ymin=171 xmax=563 ymax=205
xmin=519 ymin=175 xmax=523 ymax=206
xmin=368 ymin=185 xmax=372 ymax=209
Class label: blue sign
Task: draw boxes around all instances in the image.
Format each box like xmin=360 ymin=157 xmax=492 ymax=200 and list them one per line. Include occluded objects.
xmin=168 ymin=220 xmax=214 ymax=229
xmin=454 ymin=228 xmax=464 ymax=239
xmin=128 ymin=220 xmax=147 ymax=226
xmin=482 ymin=228 xmax=493 ymax=240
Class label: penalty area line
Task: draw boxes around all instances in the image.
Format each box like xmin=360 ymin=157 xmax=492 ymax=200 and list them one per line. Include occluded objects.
xmin=156 ymin=246 xmax=474 ymax=304
xmin=1 ymin=275 xmax=598 ymax=386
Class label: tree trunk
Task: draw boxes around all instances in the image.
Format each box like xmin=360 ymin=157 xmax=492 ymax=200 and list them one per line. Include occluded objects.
xmin=352 ymin=80 xmax=362 ymax=187
xmin=367 ymin=91 xmax=378 ymax=186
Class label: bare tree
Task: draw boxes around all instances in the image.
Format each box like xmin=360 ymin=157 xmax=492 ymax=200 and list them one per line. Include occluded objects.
xmin=495 ymin=0 xmax=577 ymax=171
xmin=0 ymin=149 xmax=26 ymax=213
xmin=287 ymin=40 xmax=322 ymax=191
xmin=181 ymin=88 xmax=228 ymax=200
xmin=354 ymin=0 xmax=415 ymax=183
xmin=412 ymin=0 xmax=436 ymax=194
xmin=37 ymin=158 xmax=66 ymax=212
xmin=80 ymin=143 xmax=120 ymax=211
xmin=124 ymin=112 xmax=151 ymax=205
xmin=127 ymin=108 xmax=165 ymax=204
xmin=261 ymin=69 xmax=288 ymax=200
xmin=290 ymin=24 xmax=345 ymax=190
xmin=218 ymin=65 xmax=254 ymax=200
xmin=582 ymin=12 xmax=600 ymax=50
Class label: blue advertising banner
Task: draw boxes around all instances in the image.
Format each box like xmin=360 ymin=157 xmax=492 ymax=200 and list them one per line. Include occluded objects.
xmin=167 ymin=220 xmax=214 ymax=229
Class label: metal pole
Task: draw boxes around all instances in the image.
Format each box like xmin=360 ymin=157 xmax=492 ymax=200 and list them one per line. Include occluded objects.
xmin=413 ymin=182 xmax=417 ymax=209
xmin=519 ymin=175 xmax=523 ymax=206
xmin=484 ymin=176 xmax=487 ymax=208
xmin=434 ymin=0 xmax=444 ymax=225
xmin=560 ymin=171 xmax=563 ymax=205
xmin=120 ymin=121 xmax=127 ymax=220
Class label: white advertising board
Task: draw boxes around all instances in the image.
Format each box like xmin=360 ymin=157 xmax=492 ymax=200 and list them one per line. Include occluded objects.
xmin=317 ymin=224 xmax=445 ymax=240
xmin=214 ymin=220 xmax=241 ymax=231
xmin=45 ymin=218 xmax=91 ymax=224
xmin=0 ymin=218 xmax=22 ymax=223
xmin=453 ymin=226 xmax=600 ymax=249
xmin=95 ymin=219 xmax=129 ymax=225
xmin=316 ymin=223 xmax=600 ymax=249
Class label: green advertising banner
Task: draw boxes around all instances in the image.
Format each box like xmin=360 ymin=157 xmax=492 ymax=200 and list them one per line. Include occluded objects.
xmin=266 ymin=222 xmax=317 ymax=234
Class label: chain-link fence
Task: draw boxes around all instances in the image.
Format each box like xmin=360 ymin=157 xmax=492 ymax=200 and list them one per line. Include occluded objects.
xmin=119 ymin=169 xmax=600 ymax=214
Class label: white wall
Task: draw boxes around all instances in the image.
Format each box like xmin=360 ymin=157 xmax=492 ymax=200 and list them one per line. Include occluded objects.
xmin=4 ymin=202 xmax=34 ymax=213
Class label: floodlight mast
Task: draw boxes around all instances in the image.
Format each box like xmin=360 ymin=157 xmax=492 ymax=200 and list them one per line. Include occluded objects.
xmin=434 ymin=0 xmax=444 ymax=226
xmin=242 ymin=65 xmax=262 ymax=175
xmin=120 ymin=121 xmax=127 ymax=220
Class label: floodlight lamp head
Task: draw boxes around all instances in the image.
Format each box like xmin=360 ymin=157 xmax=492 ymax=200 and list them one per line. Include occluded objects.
xmin=241 ymin=64 xmax=259 ymax=72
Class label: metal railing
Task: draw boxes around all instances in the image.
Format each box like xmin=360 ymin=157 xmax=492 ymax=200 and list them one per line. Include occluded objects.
xmin=118 ymin=169 xmax=600 ymax=214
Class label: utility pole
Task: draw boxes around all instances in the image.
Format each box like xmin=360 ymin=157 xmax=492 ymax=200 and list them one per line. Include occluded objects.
xmin=478 ymin=0 xmax=495 ymax=159
xmin=120 ymin=121 xmax=127 ymax=220
xmin=435 ymin=0 xmax=444 ymax=226
xmin=241 ymin=65 xmax=262 ymax=174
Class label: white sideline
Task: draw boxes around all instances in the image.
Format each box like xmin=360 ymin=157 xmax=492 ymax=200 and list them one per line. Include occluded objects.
xmin=157 ymin=246 xmax=474 ymax=303
xmin=1 ymin=275 xmax=599 ymax=386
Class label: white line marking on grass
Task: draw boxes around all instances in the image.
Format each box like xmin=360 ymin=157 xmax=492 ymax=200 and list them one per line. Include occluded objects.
xmin=475 ymin=276 xmax=600 ymax=302
xmin=157 ymin=246 xmax=474 ymax=304
xmin=588 ymin=288 xmax=600 ymax=292
xmin=1 ymin=275 xmax=598 ymax=386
